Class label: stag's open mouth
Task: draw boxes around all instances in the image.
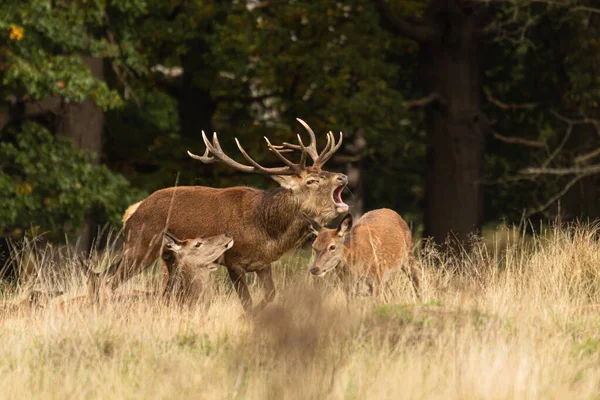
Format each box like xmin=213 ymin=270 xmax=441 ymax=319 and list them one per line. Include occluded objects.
xmin=332 ymin=185 xmax=349 ymax=212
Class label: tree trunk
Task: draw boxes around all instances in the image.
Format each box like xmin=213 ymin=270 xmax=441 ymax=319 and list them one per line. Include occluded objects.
xmin=57 ymin=57 xmax=104 ymax=253
xmin=421 ymin=15 xmax=486 ymax=245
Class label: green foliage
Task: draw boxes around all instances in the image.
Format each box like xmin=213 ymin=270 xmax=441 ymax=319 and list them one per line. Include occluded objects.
xmin=0 ymin=122 xmax=145 ymax=240
xmin=205 ymin=0 xmax=424 ymax=212
xmin=1 ymin=0 xmax=148 ymax=109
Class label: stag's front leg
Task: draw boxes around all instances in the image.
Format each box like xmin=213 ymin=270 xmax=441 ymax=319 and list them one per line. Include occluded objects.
xmin=227 ymin=266 xmax=253 ymax=313
xmin=255 ymin=266 xmax=276 ymax=313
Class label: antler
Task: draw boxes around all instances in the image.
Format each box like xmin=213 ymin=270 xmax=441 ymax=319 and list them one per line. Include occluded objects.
xmin=187 ymin=131 xmax=302 ymax=175
xmin=269 ymin=118 xmax=343 ymax=169
xmin=187 ymin=118 xmax=343 ymax=174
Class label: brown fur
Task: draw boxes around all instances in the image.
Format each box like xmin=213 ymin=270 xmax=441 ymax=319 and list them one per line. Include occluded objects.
xmin=309 ymin=208 xmax=420 ymax=299
xmin=105 ymin=167 xmax=348 ymax=312
xmin=122 ymin=201 xmax=141 ymax=224
xmin=86 ymin=232 xmax=233 ymax=306
xmin=161 ymin=231 xmax=233 ymax=306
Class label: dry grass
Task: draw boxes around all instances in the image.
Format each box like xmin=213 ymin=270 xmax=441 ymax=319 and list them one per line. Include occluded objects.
xmin=2 ymin=223 xmax=600 ymax=399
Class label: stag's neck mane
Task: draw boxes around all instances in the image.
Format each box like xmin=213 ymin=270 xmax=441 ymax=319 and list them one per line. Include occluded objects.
xmin=257 ymin=187 xmax=309 ymax=246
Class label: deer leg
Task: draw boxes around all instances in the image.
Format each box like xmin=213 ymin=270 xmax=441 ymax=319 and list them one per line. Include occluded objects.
xmin=336 ymin=268 xmax=352 ymax=307
xmin=227 ymin=267 xmax=252 ymax=313
xmin=254 ymin=266 xmax=276 ymax=313
xmin=403 ymin=263 xmax=421 ymax=301
xmin=162 ymin=258 xmax=182 ymax=300
xmin=159 ymin=259 xmax=170 ymax=294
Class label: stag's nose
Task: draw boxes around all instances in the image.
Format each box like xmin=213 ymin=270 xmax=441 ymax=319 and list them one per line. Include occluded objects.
xmin=309 ymin=267 xmax=320 ymax=275
xmin=225 ymin=232 xmax=233 ymax=238
xmin=337 ymin=174 xmax=348 ymax=185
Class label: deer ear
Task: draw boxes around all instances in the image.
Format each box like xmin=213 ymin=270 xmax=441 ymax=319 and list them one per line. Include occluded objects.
xmin=163 ymin=231 xmax=184 ymax=251
xmin=270 ymin=175 xmax=300 ymax=190
xmin=337 ymin=214 xmax=353 ymax=237
xmin=303 ymin=213 xmax=322 ymax=235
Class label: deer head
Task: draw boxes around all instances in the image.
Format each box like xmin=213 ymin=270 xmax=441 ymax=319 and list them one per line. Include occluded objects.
xmin=307 ymin=214 xmax=353 ymax=277
xmin=187 ymin=118 xmax=349 ymax=224
xmin=162 ymin=231 xmax=234 ymax=272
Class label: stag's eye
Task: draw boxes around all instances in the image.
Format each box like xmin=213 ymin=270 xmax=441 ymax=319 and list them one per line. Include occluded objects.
xmin=306 ymin=179 xmax=318 ymax=185
xmin=329 ymin=244 xmax=336 ymax=251
xmin=195 ymin=242 xmax=202 ymax=248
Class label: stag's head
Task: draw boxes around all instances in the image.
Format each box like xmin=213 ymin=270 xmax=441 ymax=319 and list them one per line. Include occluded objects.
xmin=162 ymin=232 xmax=234 ymax=272
xmin=306 ymin=214 xmax=352 ymax=277
xmin=187 ymin=118 xmax=348 ymax=224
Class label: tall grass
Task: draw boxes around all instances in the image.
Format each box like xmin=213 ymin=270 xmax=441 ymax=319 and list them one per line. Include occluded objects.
xmin=2 ymin=222 xmax=600 ymax=399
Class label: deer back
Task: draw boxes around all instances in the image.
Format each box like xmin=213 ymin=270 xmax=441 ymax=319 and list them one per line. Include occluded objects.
xmin=345 ymin=209 xmax=412 ymax=278
xmin=124 ymin=186 xmax=302 ymax=269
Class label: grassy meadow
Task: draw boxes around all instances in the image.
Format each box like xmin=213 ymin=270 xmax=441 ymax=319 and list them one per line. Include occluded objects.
xmin=2 ymin=223 xmax=600 ymax=399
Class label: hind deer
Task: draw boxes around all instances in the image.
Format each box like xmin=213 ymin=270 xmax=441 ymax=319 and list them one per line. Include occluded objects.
xmin=307 ymin=208 xmax=420 ymax=300
xmin=86 ymin=231 xmax=234 ymax=306
xmin=75 ymin=232 xmax=234 ymax=305
xmin=161 ymin=231 xmax=233 ymax=305
xmin=100 ymin=119 xmax=348 ymax=313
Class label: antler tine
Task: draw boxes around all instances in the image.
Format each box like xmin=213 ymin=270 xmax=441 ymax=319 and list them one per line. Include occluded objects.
xmin=188 ymin=131 xmax=253 ymax=173
xmin=296 ymin=132 xmax=319 ymax=161
xmin=269 ymin=146 xmax=295 ymax=153
xmin=186 ymin=147 xmax=214 ymax=163
xmin=314 ymin=131 xmax=343 ymax=167
xmin=264 ymin=137 xmax=301 ymax=171
xmin=296 ymin=118 xmax=319 ymax=161
xmin=272 ymin=142 xmax=302 ymax=152
xmin=298 ymin=142 xmax=307 ymax=168
xmin=211 ymin=131 xmax=223 ymax=151
xmin=186 ymin=131 xmax=218 ymax=163
xmin=234 ymin=138 xmax=298 ymax=175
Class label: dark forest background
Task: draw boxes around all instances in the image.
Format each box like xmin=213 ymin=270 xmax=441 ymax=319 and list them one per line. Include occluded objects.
xmin=1 ymin=0 xmax=600 ymax=258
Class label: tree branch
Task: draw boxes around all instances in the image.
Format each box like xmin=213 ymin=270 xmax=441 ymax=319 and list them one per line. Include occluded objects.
xmin=520 ymin=165 xmax=600 ymax=176
xmin=527 ymin=174 xmax=585 ymax=216
xmin=405 ymin=92 xmax=447 ymax=109
xmin=549 ymin=109 xmax=600 ymax=127
xmin=375 ymin=0 xmax=439 ymax=42
xmin=492 ymin=132 xmax=546 ymax=148
xmin=570 ymin=6 xmax=600 ymax=14
xmin=484 ymin=89 xmax=540 ymax=110
xmin=575 ymin=147 xmax=600 ymax=165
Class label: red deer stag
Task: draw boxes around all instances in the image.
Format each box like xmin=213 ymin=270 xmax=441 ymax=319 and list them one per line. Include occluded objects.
xmin=102 ymin=119 xmax=348 ymax=312
xmin=307 ymin=209 xmax=420 ymax=300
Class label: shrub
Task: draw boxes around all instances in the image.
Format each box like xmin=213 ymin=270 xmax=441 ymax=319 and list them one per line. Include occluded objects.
xmin=0 ymin=122 xmax=145 ymax=241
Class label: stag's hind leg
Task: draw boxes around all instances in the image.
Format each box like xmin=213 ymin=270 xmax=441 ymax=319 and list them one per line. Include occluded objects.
xmin=254 ymin=266 xmax=276 ymax=313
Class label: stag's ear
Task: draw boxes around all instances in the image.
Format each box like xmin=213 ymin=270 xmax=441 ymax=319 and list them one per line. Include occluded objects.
xmin=270 ymin=175 xmax=300 ymax=190
xmin=163 ymin=231 xmax=184 ymax=251
xmin=337 ymin=214 xmax=353 ymax=237
xmin=303 ymin=213 xmax=322 ymax=235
